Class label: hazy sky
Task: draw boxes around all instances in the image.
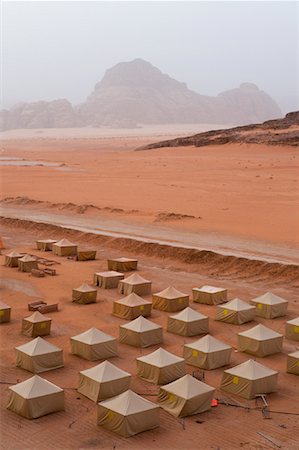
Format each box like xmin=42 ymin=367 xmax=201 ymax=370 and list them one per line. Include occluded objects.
xmin=2 ymin=1 xmax=299 ymax=112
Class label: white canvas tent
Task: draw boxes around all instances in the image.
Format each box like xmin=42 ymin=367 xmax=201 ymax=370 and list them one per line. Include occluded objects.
xmin=0 ymin=302 xmax=11 ymax=323
xmin=220 ymin=359 xmax=278 ymax=399
xmin=152 ymin=286 xmax=189 ymax=312
xmin=36 ymin=239 xmax=57 ymax=251
xmin=52 ymin=238 xmax=77 ymax=256
xmin=285 ymin=317 xmax=299 ymax=341
xmin=18 ymin=255 xmax=38 ymax=272
xmin=15 ymin=337 xmax=64 ymax=373
xmin=238 ymin=324 xmax=283 ymax=357
xmin=192 ymin=285 xmax=227 ymax=305
xmin=7 ymin=375 xmax=65 ymax=419
xmin=78 ymin=361 xmax=131 ymax=402
xmin=70 ymin=328 xmax=118 ymax=361
xmin=167 ymin=307 xmax=209 ymax=336
xmin=107 ymin=257 xmax=138 ymax=272
xmin=250 ymin=292 xmax=288 ymax=319
xmin=215 ymin=298 xmax=256 ymax=325
xmin=22 ymin=311 xmax=52 ymax=337
xmin=119 ymin=316 xmax=162 ymax=348
xmin=97 ymin=390 xmax=159 ymax=437
xmin=118 ymin=273 xmax=151 ymax=296
xmin=183 ymin=335 xmax=232 ymax=370
xmin=94 ymin=271 xmax=124 ymax=289
xmin=286 ymin=351 xmax=299 ymax=375
xmin=72 ymin=283 xmax=97 ymax=304
xmin=157 ymin=374 xmax=215 ymax=418
xmin=113 ymin=293 xmax=152 ymax=320
xmin=137 ymin=348 xmax=185 ymax=385
xmin=5 ymin=250 xmax=23 ymax=267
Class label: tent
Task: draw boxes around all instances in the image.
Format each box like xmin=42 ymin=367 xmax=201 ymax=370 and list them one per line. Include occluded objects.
xmin=22 ymin=311 xmax=52 ymax=337
xmin=136 ymin=348 xmax=185 ymax=385
xmin=286 ymin=351 xmax=299 ymax=375
xmin=220 ymin=359 xmax=278 ymax=399
xmin=152 ymin=286 xmax=189 ymax=312
xmin=192 ymin=285 xmax=227 ymax=305
xmin=52 ymin=238 xmax=77 ymax=256
xmin=107 ymin=257 xmax=138 ymax=272
xmin=15 ymin=337 xmax=63 ymax=373
xmin=0 ymin=302 xmax=11 ymax=323
xmin=77 ymin=250 xmax=96 ymax=261
xmin=183 ymin=335 xmax=232 ymax=370
xmin=118 ymin=273 xmax=151 ymax=296
xmin=78 ymin=361 xmax=131 ymax=402
xmin=97 ymin=390 xmax=159 ymax=437
xmin=36 ymin=239 xmax=57 ymax=251
xmin=72 ymin=283 xmax=97 ymax=304
xmin=250 ymin=292 xmax=288 ymax=319
xmin=119 ymin=316 xmax=162 ymax=348
xmin=157 ymin=374 xmax=215 ymax=418
xmin=238 ymin=324 xmax=283 ymax=357
xmin=7 ymin=375 xmax=64 ymax=419
xmin=71 ymin=328 xmax=118 ymax=361
xmin=94 ymin=271 xmax=124 ymax=289
xmin=215 ymin=298 xmax=256 ymax=325
xmin=167 ymin=307 xmax=209 ymax=337
xmin=113 ymin=293 xmax=152 ymax=320
xmin=4 ymin=250 xmax=23 ymax=267
xmin=18 ymin=255 xmax=38 ymax=272
xmin=285 ymin=317 xmax=299 ymax=341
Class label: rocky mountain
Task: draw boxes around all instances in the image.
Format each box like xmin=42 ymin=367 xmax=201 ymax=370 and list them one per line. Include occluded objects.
xmin=0 ymin=59 xmax=282 ymax=130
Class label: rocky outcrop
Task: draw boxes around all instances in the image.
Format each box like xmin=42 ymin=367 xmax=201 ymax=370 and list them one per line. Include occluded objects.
xmin=1 ymin=59 xmax=283 ymax=130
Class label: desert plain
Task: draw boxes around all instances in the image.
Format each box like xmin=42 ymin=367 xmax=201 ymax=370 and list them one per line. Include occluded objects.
xmin=0 ymin=125 xmax=299 ymax=449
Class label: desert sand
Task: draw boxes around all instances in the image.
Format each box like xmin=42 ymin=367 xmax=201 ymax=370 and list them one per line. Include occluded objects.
xmin=0 ymin=128 xmax=299 ymax=449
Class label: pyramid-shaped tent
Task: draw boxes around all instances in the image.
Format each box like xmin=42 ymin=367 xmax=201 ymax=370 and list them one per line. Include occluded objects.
xmin=153 ymin=286 xmax=189 ymax=312
xmin=22 ymin=311 xmax=52 ymax=337
xmin=137 ymin=348 xmax=185 ymax=384
xmin=192 ymin=285 xmax=227 ymax=305
xmin=71 ymin=327 xmax=118 ymax=361
xmin=158 ymin=374 xmax=215 ymax=417
xmin=18 ymin=254 xmax=38 ymax=272
xmin=0 ymin=302 xmax=11 ymax=323
xmin=119 ymin=316 xmax=162 ymax=348
xmin=113 ymin=293 xmax=152 ymax=319
xmin=215 ymin=298 xmax=256 ymax=325
xmin=78 ymin=361 xmax=131 ymax=402
xmin=36 ymin=239 xmax=57 ymax=251
xmin=7 ymin=375 xmax=64 ymax=419
xmin=184 ymin=335 xmax=232 ymax=370
xmin=286 ymin=351 xmax=299 ymax=375
xmin=220 ymin=359 xmax=278 ymax=399
xmin=5 ymin=250 xmax=23 ymax=267
xmin=118 ymin=273 xmax=151 ymax=296
xmin=52 ymin=238 xmax=77 ymax=256
xmin=107 ymin=257 xmax=138 ymax=272
xmin=238 ymin=324 xmax=283 ymax=357
xmin=72 ymin=283 xmax=97 ymax=304
xmin=16 ymin=337 xmax=63 ymax=373
xmin=94 ymin=270 xmax=124 ymax=289
xmin=97 ymin=390 xmax=159 ymax=437
xmin=250 ymin=292 xmax=288 ymax=319
xmin=167 ymin=307 xmax=209 ymax=336
xmin=285 ymin=317 xmax=299 ymax=341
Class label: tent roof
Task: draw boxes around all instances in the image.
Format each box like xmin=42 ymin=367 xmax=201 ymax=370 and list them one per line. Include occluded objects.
xmin=5 ymin=250 xmax=23 ymax=257
xmin=120 ymin=316 xmax=161 ymax=332
xmin=286 ymin=317 xmax=299 ymax=326
xmin=161 ymin=374 xmax=214 ymax=400
xmin=115 ymin=293 xmax=151 ymax=307
xmin=71 ymin=328 xmax=115 ymax=345
xmin=16 ymin=337 xmax=61 ymax=356
xmin=219 ymin=298 xmax=255 ymax=311
xmin=18 ymin=254 xmax=37 ymax=262
xmin=238 ymin=324 xmax=282 ymax=341
xmin=109 ymin=257 xmax=137 ymax=263
xmin=225 ymin=359 xmax=277 ymax=380
xmin=74 ymin=283 xmax=97 ymax=293
xmin=0 ymin=302 xmax=11 ymax=310
xmin=288 ymin=351 xmax=299 ymax=358
xmin=169 ymin=307 xmax=207 ymax=322
xmin=185 ymin=335 xmax=231 ymax=353
xmin=36 ymin=239 xmax=57 ymax=244
xmin=154 ymin=286 xmax=188 ymax=299
xmin=137 ymin=347 xmax=184 ymax=367
xmin=95 ymin=271 xmax=124 ymax=277
xmin=122 ymin=273 xmax=150 ymax=285
xmin=24 ymin=311 xmax=51 ymax=323
xmin=252 ymin=292 xmax=288 ymax=305
xmin=193 ymin=285 xmax=226 ymax=294
xmin=80 ymin=360 xmax=130 ymax=382
xmin=99 ymin=389 xmax=157 ymax=415
xmin=54 ymin=238 xmax=76 ymax=247
xmin=9 ymin=375 xmax=63 ymax=398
